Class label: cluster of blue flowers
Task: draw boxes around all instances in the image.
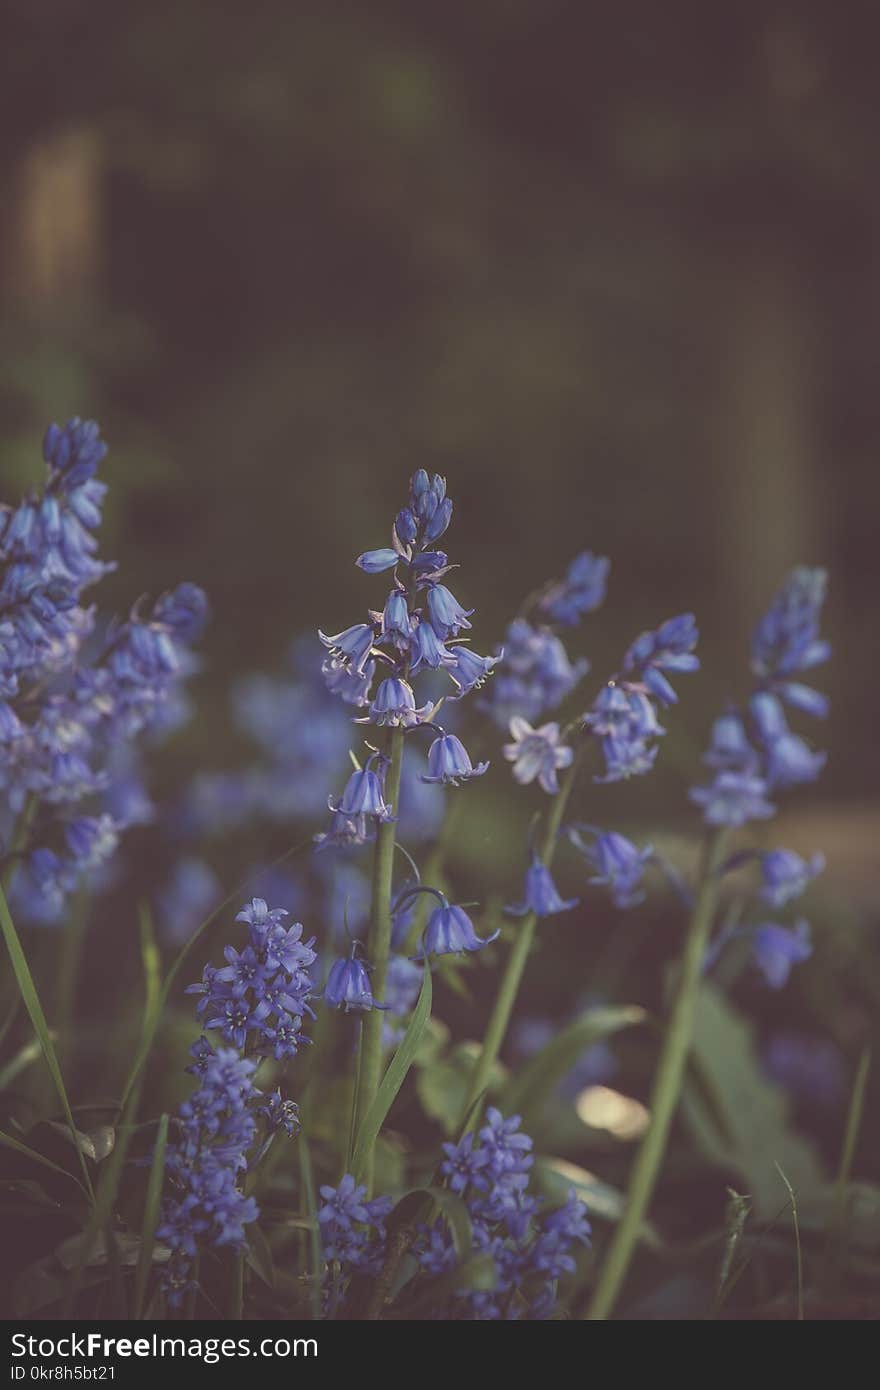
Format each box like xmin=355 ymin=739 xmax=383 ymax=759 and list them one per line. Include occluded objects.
xmin=691 ymin=568 xmax=829 ymax=825
xmin=160 ymin=898 xmax=312 ymax=1305
xmin=0 ymin=419 xmax=207 ymax=924
xmin=317 ymin=1110 xmax=590 ymax=1319
xmin=584 ymin=613 xmax=700 ymax=783
xmin=186 ymin=897 xmax=316 ymax=1059
xmin=687 ymin=570 xmax=830 ymax=989
xmin=482 ymin=551 xmax=608 ymax=729
xmin=318 ymin=471 xmax=495 ymax=849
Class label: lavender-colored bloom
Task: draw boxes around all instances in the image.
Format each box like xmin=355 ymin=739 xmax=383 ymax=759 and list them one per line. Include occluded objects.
xmin=319 ymin=623 xmax=376 ymax=674
xmin=426 ymin=583 xmax=473 ymax=639
xmin=752 ymin=919 xmax=812 ymax=988
xmin=579 ymin=830 xmax=653 ymax=909
xmin=158 ymin=1045 xmax=261 ymax=1306
xmin=623 ymin=613 xmax=700 ymax=706
xmin=760 ymin=849 xmax=825 ymax=908
xmin=584 ymin=682 xmax=664 ymax=783
xmin=485 ymin=620 xmax=587 ymax=726
xmin=503 ymin=716 xmax=573 ymax=795
xmin=751 ymin=567 xmax=830 ymax=707
xmin=356 ymin=548 xmax=400 ymax=573
xmin=422 ymin=732 xmax=489 ymax=785
xmin=186 ymin=897 xmax=316 ymax=1058
xmin=366 ymin=677 xmax=432 ymax=727
xmin=330 ymin=764 xmax=395 ymax=821
xmin=538 ymin=551 xmax=610 ymax=627
xmin=321 ymin=653 xmax=375 ymax=706
xmin=324 ymin=954 xmax=384 ymax=1011
xmin=409 ymin=617 xmax=456 ymax=673
xmin=441 ymin=1132 xmax=490 ymax=1194
xmin=690 ymin=771 xmax=776 ymax=827
xmin=381 ymin=589 xmax=411 ymax=647
xmin=704 ymin=710 xmax=758 ymax=772
xmin=447 ymin=644 xmax=500 ymax=698
xmin=420 ymin=902 xmax=499 ymax=957
xmin=508 ymin=853 xmax=578 ymax=918
xmin=317 ymin=1176 xmax=390 ymax=1272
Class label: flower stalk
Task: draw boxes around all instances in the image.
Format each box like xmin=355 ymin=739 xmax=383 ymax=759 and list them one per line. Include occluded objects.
xmin=586 ymin=826 xmax=730 ymax=1319
xmin=356 ymin=725 xmax=405 ymax=1193
xmin=461 ymin=745 xmax=584 ymax=1128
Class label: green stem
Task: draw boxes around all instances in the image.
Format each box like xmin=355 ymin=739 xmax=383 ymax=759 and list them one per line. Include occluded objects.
xmin=356 ymin=726 xmax=405 ymax=1194
xmin=460 ymin=748 xmax=584 ymax=1128
xmin=586 ymin=827 xmax=730 ymax=1320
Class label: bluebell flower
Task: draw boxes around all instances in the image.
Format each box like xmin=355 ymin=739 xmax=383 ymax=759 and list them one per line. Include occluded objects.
xmin=185 ymin=897 xmax=316 ymax=1058
xmin=321 ymin=654 xmax=375 ymax=706
xmin=381 ymin=588 xmax=411 ymax=647
xmin=158 ymin=1045 xmax=261 ymax=1307
xmin=440 ymin=1132 xmax=490 ymax=1194
xmin=751 ymin=567 xmax=830 ymax=710
xmin=622 ymin=613 xmax=700 ymax=706
xmin=503 ymin=716 xmax=573 ymax=795
xmin=421 ymin=731 xmax=489 ymax=785
xmin=409 ymin=617 xmax=455 ymax=673
xmin=319 ymin=623 xmax=376 ymax=674
xmin=508 ymin=853 xmax=578 ymax=918
xmin=329 ymin=763 xmax=395 ymax=822
xmin=420 ymin=901 xmax=499 ymax=957
xmin=689 ymin=771 xmax=776 ymax=827
xmin=318 ymin=1176 xmax=391 ymax=1272
xmin=365 ymin=677 xmax=432 ymax=728
xmin=704 ymin=710 xmax=758 ymax=772
xmin=324 ymin=953 xmax=385 ymax=1011
xmin=760 ymin=849 xmax=825 ymax=908
xmin=576 ymin=829 xmax=653 ymax=909
xmin=426 ymin=583 xmax=473 ymax=639
xmin=485 ymin=620 xmax=587 ymax=726
xmin=356 ymin=548 xmax=400 ymax=574
xmin=584 ymin=682 xmax=664 ymax=783
xmin=447 ymin=644 xmax=500 ymax=698
xmin=538 ymin=551 xmax=610 ymax=627
xmin=752 ymin=919 xmax=812 ymax=989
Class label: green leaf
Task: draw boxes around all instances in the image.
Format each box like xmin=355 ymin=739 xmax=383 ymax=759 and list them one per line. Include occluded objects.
xmin=55 ymin=1230 xmax=145 ymax=1270
xmin=0 ymin=1033 xmax=48 ymax=1090
xmin=501 ymin=1005 xmax=647 ymax=1121
xmin=388 ymin=1185 xmax=473 ymax=1262
xmin=351 ymin=965 xmax=432 ymax=1184
xmin=132 ymin=1112 xmax=167 ymax=1319
xmin=416 ymin=1042 xmax=505 ymax=1136
xmin=0 ymin=883 xmax=94 ymax=1202
xmin=0 ymin=1127 xmax=91 ymax=1201
xmin=683 ymin=985 xmax=821 ymax=1217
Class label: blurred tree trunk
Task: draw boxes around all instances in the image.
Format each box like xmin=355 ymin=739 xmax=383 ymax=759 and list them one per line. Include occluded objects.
xmin=716 ymin=244 xmax=818 ymax=641
xmin=0 ymin=126 xmax=103 ymax=311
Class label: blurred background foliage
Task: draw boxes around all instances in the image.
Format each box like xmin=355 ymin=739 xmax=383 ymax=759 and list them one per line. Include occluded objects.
xmin=1 ymin=0 xmax=879 ymax=1317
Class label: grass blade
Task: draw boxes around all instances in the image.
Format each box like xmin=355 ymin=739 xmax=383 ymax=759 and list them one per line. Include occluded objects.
xmin=351 ymin=965 xmax=432 ymax=1185
xmin=298 ymin=1136 xmax=323 ymax=1321
xmin=132 ymin=1112 xmax=168 ymax=1319
xmin=0 ymin=883 xmax=94 ymax=1202
xmin=0 ymin=1127 xmax=91 ymax=1201
xmin=774 ymin=1161 xmax=804 ymax=1320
